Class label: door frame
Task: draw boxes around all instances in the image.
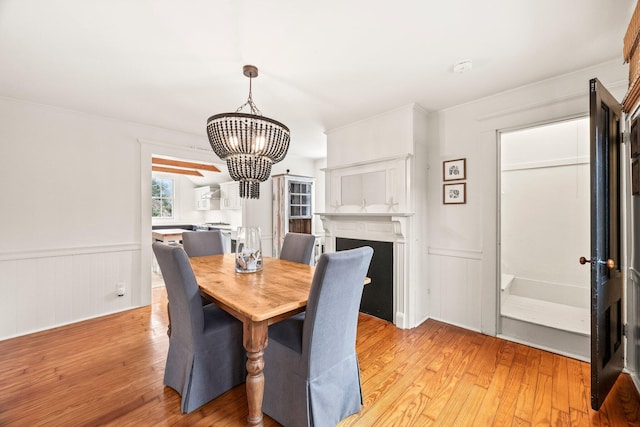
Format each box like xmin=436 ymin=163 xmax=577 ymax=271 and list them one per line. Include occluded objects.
xmin=139 ymin=138 xmax=226 ymax=306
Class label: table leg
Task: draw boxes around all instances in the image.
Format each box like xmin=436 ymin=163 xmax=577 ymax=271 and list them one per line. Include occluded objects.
xmin=244 ymin=320 xmax=268 ymax=427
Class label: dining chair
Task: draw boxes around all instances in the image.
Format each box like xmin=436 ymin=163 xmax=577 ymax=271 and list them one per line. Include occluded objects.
xmin=152 ymin=242 xmax=245 ymax=413
xmin=262 ymin=246 xmax=374 ymax=426
xmin=165 ymin=230 xmax=226 ymax=336
xmin=279 ymin=232 xmax=316 ymax=265
xmin=182 ymin=230 xmax=225 ymax=257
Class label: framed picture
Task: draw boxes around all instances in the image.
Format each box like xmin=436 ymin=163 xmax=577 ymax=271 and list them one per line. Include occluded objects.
xmin=633 ymin=158 xmax=639 ymax=196
xmin=443 ymin=158 xmax=466 ymax=181
xmin=443 ymin=183 xmax=466 ymax=204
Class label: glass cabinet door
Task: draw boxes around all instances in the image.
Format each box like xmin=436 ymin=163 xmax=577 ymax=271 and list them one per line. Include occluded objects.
xmin=289 ymin=181 xmax=312 ymax=218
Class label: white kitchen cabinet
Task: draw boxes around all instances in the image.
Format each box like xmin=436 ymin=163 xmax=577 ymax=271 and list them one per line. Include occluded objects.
xmin=194 ymin=186 xmax=211 ymax=210
xmin=220 ymin=181 xmax=241 ymax=210
xmin=272 ymin=174 xmax=314 ymax=258
xmin=194 ymin=185 xmax=220 ymax=210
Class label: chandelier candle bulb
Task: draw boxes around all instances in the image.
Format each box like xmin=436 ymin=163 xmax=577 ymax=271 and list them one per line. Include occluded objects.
xmin=207 ymin=65 xmax=290 ymax=199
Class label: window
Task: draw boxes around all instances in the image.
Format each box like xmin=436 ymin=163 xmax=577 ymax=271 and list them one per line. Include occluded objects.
xmin=152 ymin=177 xmax=174 ymax=218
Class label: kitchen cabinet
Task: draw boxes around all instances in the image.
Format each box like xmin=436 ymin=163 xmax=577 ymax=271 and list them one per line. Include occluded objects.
xmin=194 ymin=186 xmax=211 ymax=210
xmin=220 ymin=181 xmax=241 ymax=210
xmin=272 ymin=174 xmax=314 ymax=258
xmin=194 ymin=185 xmax=220 ymax=210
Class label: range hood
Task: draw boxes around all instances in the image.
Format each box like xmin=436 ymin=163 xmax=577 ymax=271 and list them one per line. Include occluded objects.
xmin=201 ymin=188 xmax=220 ymax=200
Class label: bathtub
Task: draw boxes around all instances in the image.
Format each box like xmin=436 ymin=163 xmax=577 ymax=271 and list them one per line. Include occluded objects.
xmin=501 ymin=275 xmax=590 ymax=335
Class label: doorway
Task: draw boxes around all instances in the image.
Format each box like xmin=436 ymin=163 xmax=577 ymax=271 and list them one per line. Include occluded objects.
xmin=499 ymin=117 xmax=591 ymax=359
xmin=138 ymin=141 xmax=231 ymax=306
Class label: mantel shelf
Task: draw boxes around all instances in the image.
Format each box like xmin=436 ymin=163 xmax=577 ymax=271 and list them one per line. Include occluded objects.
xmin=314 ymin=212 xmax=414 ymax=217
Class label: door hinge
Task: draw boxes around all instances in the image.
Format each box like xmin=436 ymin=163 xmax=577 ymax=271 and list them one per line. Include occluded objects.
xmin=623 ymin=323 xmax=628 ymax=337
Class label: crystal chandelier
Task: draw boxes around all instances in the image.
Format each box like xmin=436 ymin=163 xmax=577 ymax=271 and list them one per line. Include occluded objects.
xmin=206 ymin=65 xmax=290 ymax=199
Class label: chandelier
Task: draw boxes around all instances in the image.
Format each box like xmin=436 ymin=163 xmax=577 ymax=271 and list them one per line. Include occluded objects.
xmin=206 ymin=65 xmax=290 ymax=199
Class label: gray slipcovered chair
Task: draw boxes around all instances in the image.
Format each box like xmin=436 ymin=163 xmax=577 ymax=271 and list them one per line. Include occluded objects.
xmin=167 ymin=230 xmax=226 ymax=335
xmin=263 ymin=246 xmax=374 ymax=426
xmin=152 ymin=242 xmax=245 ymax=413
xmin=279 ymin=232 xmax=316 ymax=265
xmin=182 ymin=230 xmax=225 ymax=257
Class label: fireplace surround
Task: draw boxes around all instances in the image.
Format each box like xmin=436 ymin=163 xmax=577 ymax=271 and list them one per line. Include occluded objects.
xmin=318 ymin=212 xmax=414 ymax=328
xmin=336 ymin=237 xmax=394 ymax=322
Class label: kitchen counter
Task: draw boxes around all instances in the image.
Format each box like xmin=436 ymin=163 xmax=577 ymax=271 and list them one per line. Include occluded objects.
xmin=152 ymin=228 xmax=186 ymax=243
xmin=151 ymin=223 xmax=238 ymax=242
xmin=204 ymin=223 xmax=234 ymax=230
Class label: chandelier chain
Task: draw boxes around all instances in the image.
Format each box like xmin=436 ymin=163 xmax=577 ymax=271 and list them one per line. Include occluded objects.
xmin=235 ymin=75 xmax=262 ymax=116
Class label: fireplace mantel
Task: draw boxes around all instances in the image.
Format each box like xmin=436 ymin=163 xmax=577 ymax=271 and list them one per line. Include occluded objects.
xmin=317 ymin=212 xmax=414 ymax=328
xmin=315 ymin=212 xmax=414 ymax=218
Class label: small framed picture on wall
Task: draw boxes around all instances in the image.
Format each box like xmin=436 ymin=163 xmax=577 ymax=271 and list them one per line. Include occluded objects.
xmin=443 ymin=183 xmax=466 ymax=204
xmin=443 ymin=158 xmax=466 ymax=181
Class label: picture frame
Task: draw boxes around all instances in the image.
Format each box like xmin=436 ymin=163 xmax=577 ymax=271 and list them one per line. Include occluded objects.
xmin=633 ymin=158 xmax=639 ymax=196
xmin=443 ymin=182 xmax=466 ymax=204
xmin=443 ymin=158 xmax=466 ymax=181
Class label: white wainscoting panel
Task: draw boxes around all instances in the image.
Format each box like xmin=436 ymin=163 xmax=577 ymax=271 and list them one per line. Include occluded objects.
xmin=428 ymin=249 xmax=483 ymax=331
xmin=0 ymin=245 xmax=140 ymax=340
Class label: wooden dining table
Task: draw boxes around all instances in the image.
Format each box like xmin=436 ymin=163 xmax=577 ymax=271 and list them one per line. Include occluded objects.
xmin=189 ymin=253 xmax=316 ymax=427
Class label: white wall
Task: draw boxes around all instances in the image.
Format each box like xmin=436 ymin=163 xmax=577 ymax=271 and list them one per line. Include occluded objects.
xmin=501 ymin=118 xmax=590 ymax=289
xmin=426 ymin=60 xmax=628 ymax=334
xmin=0 ymin=97 xmax=210 ymax=339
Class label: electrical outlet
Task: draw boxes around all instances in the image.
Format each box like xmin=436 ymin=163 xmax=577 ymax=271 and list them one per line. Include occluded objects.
xmin=116 ymin=282 xmax=125 ymax=297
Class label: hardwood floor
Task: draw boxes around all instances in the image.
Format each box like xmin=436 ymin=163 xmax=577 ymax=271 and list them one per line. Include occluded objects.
xmin=0 ymin=286 xmax=638 ymax=426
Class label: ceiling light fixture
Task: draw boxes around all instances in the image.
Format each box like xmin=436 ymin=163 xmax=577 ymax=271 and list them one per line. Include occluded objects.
xmin=206 ymin=65 xmax=290 ymax=199
xmin=453 ymin=59 xmax=473 ymax=74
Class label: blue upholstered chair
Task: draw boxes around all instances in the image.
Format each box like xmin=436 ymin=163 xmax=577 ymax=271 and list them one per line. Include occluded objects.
xmin=167 ymin=230 xmax=226 ymax=335
xmin=152 ymin=242 xmax=245 ymax=413
xmin=263 ymin=246 xmax=374 ymax=426
xmin=182 ymin=230 xmax=225 ymax=257
xmin=279 ymin=232 xmax=316 ymax=265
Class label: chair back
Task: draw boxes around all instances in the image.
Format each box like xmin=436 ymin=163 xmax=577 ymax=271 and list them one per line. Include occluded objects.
xmin=279 ymin=232 xmax=316 ymax=265
xmin=152 ymin=242 xmax=204 ymax=344
xmin=182 ymin=230 xmax=225 ymax=257
xmin=302 ymin=246 xmax=373 ymax=377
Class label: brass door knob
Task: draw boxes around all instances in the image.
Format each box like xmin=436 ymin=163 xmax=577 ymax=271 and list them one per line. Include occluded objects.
xmin=579 ymin=257 xmax=615 ymax=269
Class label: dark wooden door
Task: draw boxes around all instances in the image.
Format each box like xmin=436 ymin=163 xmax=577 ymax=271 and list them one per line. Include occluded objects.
xmin=587 ymin=78 xmax=624 ymax=410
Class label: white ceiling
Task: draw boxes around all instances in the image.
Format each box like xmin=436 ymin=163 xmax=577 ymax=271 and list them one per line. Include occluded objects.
xmin=0 ymin=1 xmax=635 ymax=160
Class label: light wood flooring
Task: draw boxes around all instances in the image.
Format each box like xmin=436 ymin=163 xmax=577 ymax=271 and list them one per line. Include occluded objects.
xmin=0 ymin=286 xmax=639 ymax=426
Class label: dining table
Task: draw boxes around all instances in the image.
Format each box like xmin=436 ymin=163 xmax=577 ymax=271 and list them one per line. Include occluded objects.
xmin=189 ymin=253 xmax=316 ymax=427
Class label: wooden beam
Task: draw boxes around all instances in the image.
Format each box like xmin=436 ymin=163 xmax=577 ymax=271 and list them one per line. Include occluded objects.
xmin=152 ymin=166 xmax=204 ymax=177
xmin=152 ymin=157 xmax=220 ymax=172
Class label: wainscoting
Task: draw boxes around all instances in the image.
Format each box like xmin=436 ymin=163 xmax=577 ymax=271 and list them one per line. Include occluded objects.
xmin=0 ymin=243 xmax=141 ymax=340
xmin=427 ymin=247 xmax=483 ymax=332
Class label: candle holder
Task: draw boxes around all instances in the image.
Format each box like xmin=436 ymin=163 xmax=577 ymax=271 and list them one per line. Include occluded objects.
xmin=235 ymin=226 xmax=263 ymax=273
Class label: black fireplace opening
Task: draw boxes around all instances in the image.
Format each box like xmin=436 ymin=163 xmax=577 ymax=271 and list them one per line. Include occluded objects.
xmin=336 ymin=237 xmax=393 ymax=322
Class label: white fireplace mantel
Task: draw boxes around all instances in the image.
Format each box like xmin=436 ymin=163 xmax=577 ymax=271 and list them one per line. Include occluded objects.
xmin=317 ymin=212 xmax=414 ymax=328
xmin=315 ymin=212 xmax=414 ymax=217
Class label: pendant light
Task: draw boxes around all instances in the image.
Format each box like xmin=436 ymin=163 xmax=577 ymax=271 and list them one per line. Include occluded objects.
xmin=206 ymin=65 xmax=290 ymax=199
